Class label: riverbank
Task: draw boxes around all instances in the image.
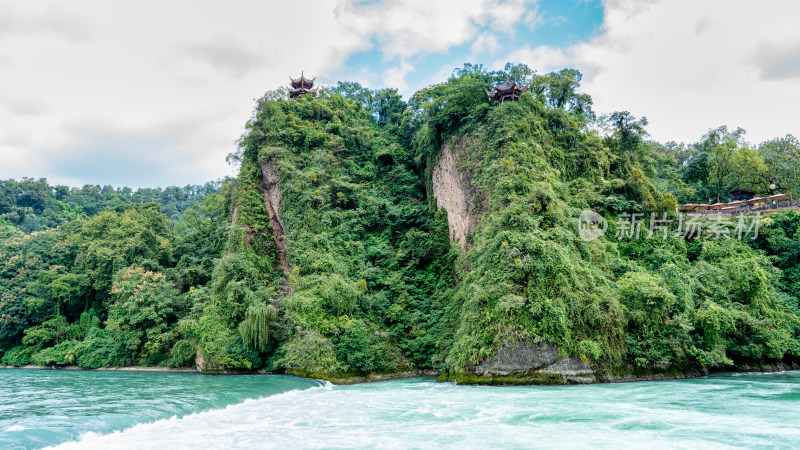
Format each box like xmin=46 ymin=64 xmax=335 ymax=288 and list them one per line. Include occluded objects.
xmin=0 ymin=364 xmax=440 ymax=382
xmin=3 ymin=361 xmax=799 ymax=385
xmin=438 ymin=361 xmax=800 ymax=386
xmin=284 ymin=368 xmax=440 ymax=385
xmin=0 ymin=365 xmax=199 ymax=374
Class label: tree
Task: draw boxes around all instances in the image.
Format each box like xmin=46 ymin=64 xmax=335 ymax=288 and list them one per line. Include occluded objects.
xmin=609 ymin=111 xmax=649 ymax=156
xmin=107 ymin=267 xmax=179 ymax=361
xmin=326 ymin=82 xmax=407 ymax=128
xmin=238 ymin=302 xmax=278 ymax=351
xmin=683 ymin=149 xmax=709 ymax=184
xmin=451 ymin=63 xmax=494 ymax=81
xmin=759 ymin=135 xmax=800 ymax=198
xmin=503 ymin=62 xmax=536 ymax=87
xmin=703 ymin=126 xmax=747 ymax=203
xmin=27 ymin=270 xmax=84 ymax=343
xmin=0 ymin=292 xmax=29 ymax=346
xmin=604 ymin=111 xmax=649 ymax=176
xmin=530 ymin=69 xmax=594 ymax=120
xmin=74 ymin=205 xmax=173 ymax=303
xmin=732 ymin=147 xmax=772 ymax=195
xmin=371 ymin=88 xmax=406 ymax=127
xmin=327 ymin=81 xmax=373 ymax=113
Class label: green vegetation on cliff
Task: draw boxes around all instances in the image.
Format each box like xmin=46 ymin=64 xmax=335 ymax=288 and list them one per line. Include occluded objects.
xmin=2 ymin=64 xmax=799 ymax=380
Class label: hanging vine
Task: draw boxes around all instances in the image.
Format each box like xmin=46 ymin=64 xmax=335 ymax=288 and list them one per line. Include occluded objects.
xmin=238 ymin=302 xmax=278 ymax=350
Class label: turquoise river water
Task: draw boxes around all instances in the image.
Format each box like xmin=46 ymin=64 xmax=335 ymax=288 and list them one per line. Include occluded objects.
xmin=1 ymin=369 xmax=799 ymax=449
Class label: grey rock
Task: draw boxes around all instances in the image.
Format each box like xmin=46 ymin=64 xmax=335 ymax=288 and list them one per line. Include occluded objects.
xmin=540 ymin=357 xmax=593 ymax=376
xmin=432 ymin=139 xmax=478 ymax=255
xmin=475 ymin=341 xmax=559 ymax=376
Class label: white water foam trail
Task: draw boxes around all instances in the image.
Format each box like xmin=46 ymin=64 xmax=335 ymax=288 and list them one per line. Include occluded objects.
xmin=47 ymin=383 xmax=336 ymax=450
xmin=316 ymin=379 xmax=334 ymax=388
xmin=47 ymin=376 xmax=800 ymax=449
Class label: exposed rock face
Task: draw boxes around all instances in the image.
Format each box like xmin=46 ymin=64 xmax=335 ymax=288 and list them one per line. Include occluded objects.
xmin=286 ymin=369 xmax=441 ymax=385
xmin=539 ymin=357 xmax=596 ymax=384
xmin=260 ymin=159 xmax=291 ymax=281
xmin=432 ymin=140 xmax=477 ymax=254
xmin=467 ymin=340 xmax=599 ymax=384
xmin=475 ymin=341 xmax=560 ymax=376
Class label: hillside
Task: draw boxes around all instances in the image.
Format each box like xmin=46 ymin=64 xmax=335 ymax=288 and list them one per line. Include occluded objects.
xmin=2 ymin=64 xmax=799 ymax=383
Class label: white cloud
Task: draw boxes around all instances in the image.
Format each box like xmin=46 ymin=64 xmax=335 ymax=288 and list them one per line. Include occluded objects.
xmin=10 ymin=0 xmax=799 ymax=190
xmin=174 ymin=37 xmax=274 ymax=78
xmin=0 ymin=0 xmax=350 ymax=187
xmin=334 ymin=0 xmax=536 ymax=95
xmin=0 ymin=3 xmax=91 ymax=42
xmin=522 ymin=6 xmax=544 ymax=29
xmin=502 ymin=45 xmax=571 ymax=75
xmin=335 ymin=0 xmax=535 ymax=61
xmin=0 ymin=0 xmax=536 ymax=187
xmin=472 ymin=32 xmax=501 ymax=55
xmin=751 ymin=39 xmax=800 ymax=81
xmin=507 ymin=0 xmax=800 ymax=145
xmin=383 ymin=61 xmax=415 ymax=94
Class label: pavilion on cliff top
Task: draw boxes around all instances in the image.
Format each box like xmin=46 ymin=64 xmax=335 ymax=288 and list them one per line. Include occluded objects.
xmin=289 ymin=72 xmax=316 ymax=99
xmin=487 ymin=77 xmax=526 ymax=103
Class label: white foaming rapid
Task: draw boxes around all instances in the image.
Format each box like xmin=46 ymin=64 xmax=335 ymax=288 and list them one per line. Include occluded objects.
xmin=48 ymin=374 xmax=800 ymax=449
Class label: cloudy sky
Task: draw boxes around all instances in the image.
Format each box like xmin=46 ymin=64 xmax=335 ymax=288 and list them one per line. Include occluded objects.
xmin=1 ymin=0 xmax=799 ymax=188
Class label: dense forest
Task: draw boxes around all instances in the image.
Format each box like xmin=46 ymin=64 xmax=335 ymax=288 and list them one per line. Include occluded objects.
xmin=2 ymin=63 xmax=799 ymax=383
xmin=0 ymin=179 xmax=224 ymax=232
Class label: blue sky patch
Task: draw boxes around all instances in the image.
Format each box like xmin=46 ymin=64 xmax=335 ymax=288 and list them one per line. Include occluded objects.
xmin=327 ymin=0 xmax=604 ymax=94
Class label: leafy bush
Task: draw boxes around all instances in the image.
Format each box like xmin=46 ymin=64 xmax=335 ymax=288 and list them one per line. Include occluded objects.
xmin=31 ymin=340 xmax=81 ymax=366
xmin=166 ymin=339 xmax=196 ymax=368
xmin=336 ymin=319 xmax=401 ymax=373
xmin=1 ymin=345 xmax=33 ymax=366
xmin=280 ymin=330 xmax=342 ymax=374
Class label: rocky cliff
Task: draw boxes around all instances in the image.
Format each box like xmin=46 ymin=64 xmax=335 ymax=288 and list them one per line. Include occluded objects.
xmin=221 ymin=81 xmax=800 ymax=386
xmin=431 ymin=139 xmax=478 ymax=254
xmin=260 ymin=159 xmax=291 ymax=282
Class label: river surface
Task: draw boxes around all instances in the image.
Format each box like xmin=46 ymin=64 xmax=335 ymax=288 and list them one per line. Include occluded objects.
xmin=1 ymin=369 xmax=799 ymax=449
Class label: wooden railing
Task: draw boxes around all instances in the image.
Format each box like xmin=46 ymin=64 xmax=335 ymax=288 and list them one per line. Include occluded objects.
xmin=692 ymin=199 xmax=800 ymax=215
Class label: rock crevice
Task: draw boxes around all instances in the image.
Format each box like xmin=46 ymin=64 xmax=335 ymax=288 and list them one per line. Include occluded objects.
xmin=260 ymin=160 xmax=291 ymax=281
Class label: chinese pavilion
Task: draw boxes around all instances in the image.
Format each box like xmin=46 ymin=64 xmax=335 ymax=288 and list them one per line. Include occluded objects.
xmin=288 ymin=72 xmax=316 ymax=99
xmin=487 ymin=77 xmax=525 ymax=103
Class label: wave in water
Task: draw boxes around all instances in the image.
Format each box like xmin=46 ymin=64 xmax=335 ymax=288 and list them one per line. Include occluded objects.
xmin=0 ymin=369 xmax=317 ymax=449
xmin=51 ymin=372 xmax=800 ymax=449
